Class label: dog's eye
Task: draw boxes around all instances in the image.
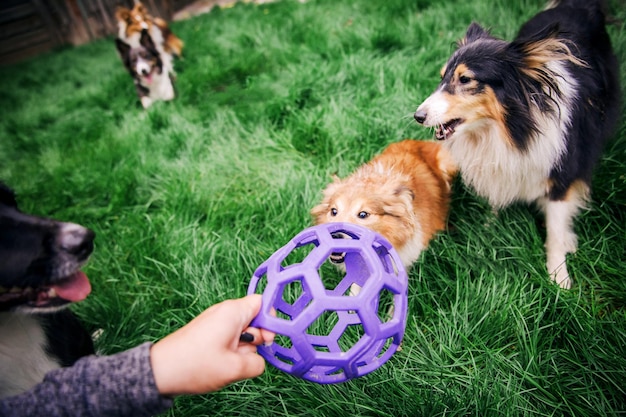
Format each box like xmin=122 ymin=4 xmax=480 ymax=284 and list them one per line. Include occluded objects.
xmin=330 ymin=208 xmax=338 ymax=216
xmin=459 ymin=75 xmax=471 ymax=84
xmin=357 ymin=211 xmax=369 ymax=219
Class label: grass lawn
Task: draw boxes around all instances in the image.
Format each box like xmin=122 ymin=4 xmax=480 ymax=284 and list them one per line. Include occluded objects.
xmin=1 ymin=0 xmax=625 ymax=415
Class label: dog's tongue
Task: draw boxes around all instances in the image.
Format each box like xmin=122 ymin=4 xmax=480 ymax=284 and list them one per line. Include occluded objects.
xmin=53 ymin=271 xmax=91 ymax=302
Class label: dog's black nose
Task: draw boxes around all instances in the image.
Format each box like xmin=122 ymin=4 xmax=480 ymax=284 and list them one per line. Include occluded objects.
xmin=414 ymin=110 xmax=427 ymax=124
xmin=58 ymin=223 xmax=95 ymax=260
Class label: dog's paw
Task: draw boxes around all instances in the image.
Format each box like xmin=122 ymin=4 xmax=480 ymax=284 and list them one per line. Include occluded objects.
xmin=141 ymin=96 xmax=153 ymax=108
xmin=548 ymin=261 xmax=572 ymax=289
xmin=349 ymin=283 xmax=361 ymax=297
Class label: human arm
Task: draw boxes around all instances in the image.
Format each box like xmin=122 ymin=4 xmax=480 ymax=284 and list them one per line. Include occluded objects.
xmin=0 ymin=342 xmax=170 ymax=417
xmin=0 ymin=295 xmax=273 ymax=417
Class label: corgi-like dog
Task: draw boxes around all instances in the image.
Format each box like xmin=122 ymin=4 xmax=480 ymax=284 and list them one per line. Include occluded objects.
xmin=311 ymin=140 xmax=457 ymax=272
xmin=116 ymin=29 xmax=175 ymax=109
xmin=414 ymin=0 xmax=620 ymax=288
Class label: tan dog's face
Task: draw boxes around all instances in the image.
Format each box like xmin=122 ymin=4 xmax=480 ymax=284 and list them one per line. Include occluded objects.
xmin=311 ymin=168 xmax=417 ymax=253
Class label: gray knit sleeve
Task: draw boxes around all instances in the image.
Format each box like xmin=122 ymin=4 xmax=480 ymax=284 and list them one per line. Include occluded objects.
xmin=0 ymin=342 xmax=173 ymax=417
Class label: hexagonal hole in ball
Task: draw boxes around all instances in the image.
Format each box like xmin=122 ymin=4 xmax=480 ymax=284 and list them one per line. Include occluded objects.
xmin=281 ymin=240 xmax=318 ymax=268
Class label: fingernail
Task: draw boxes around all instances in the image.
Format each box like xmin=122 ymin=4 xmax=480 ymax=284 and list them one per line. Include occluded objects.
xmin=239 ymin=332 xmax=254 ymax=343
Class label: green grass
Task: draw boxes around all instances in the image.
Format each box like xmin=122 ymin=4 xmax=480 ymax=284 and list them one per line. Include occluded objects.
xmin=1 ymin=0 xmax=626 ymax=415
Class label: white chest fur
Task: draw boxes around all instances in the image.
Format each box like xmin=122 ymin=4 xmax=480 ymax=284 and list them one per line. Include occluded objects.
xmin=0 ymin=313 xmax=59 ymax=399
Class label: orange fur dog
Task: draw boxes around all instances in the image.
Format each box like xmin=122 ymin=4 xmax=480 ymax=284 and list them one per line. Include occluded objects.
xmin=311 ymin=139 xmax=457 ymax=270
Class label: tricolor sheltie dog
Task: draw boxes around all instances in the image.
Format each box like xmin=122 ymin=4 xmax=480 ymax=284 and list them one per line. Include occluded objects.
xmin=311 ymin=140 xmax=457 ymax=271
xmin=116 ymin=29 xmax=175 ymax=109
xmin=115 ymin=1 xmax=182 ymax=108
xmin=414 ymin=0 xmax=620 ymax=288
xmin=0 ymin=184 xmax=94 ymax=398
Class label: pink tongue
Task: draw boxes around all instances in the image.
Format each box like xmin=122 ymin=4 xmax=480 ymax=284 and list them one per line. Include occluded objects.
xmin=53 ymin=271 xmax=92 ymax=302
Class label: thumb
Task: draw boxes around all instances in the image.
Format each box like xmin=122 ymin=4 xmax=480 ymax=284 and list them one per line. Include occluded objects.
xmin=234 ymin=294 xmax=263 ymax=329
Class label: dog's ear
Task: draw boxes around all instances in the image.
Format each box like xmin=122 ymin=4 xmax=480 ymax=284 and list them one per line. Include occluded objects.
xmin=382 ymin=187 xmax=413 ymax=218
xmin=509 ymin=24 xmax=587 ymax=86
xmin=115 ymin=38 xmax=132 ymax=70
xmin=459 ymin=22 xmax=492 ymax=46
xmin=394 ymin=185 xmax=414 ymax=201
xmin=311 ymin=179 xmax=343 ymax=220
xmin=310 ymin=202 xmax=329 ymax=220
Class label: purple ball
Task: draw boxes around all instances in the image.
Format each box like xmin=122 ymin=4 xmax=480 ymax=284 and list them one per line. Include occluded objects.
xmin=247 ymin=223 xmax=408 ymax=384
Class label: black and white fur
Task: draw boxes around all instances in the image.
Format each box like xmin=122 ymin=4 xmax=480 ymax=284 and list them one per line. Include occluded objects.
xmin=0 ymin=184 xmax=95 ymax=398
xmin=116 ymin=29 xmax=175 ymax=109
xmin=414 ymin=0 xmax=620 ymax=288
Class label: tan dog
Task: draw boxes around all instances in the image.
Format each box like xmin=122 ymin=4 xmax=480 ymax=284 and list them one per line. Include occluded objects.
xmin=311 ymin=139 xmax=457 ymax=271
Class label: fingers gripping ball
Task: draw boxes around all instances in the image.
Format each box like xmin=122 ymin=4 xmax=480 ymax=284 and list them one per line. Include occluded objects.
xmin=247 ymin=223 xmax=408 ymax=384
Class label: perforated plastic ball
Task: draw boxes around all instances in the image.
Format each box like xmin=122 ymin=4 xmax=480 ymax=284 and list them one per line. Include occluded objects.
xmin=247 ymin=222 xmax=408 ymax=384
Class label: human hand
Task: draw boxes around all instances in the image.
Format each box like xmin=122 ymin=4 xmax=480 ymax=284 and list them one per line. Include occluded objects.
xmin=150 ymin=294 xmax=274 ymax=396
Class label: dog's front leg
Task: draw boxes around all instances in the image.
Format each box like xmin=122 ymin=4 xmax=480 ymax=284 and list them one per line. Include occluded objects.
xmin=543 ymin=199 xmax=581 ymax=289
xmin=134 ymin=82 xmax=152 ymax=109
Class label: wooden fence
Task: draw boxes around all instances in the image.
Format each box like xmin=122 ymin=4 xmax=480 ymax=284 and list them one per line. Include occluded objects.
xmin=0 ymin=0 xmax=195 ymax=66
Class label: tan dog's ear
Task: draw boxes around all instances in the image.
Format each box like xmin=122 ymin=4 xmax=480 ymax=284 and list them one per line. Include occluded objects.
xmin=383 ymin=186 xmax=413 ymax=218
xmin=310 ymin=203 xmax=328 ymax=220
xmin=321 ymin=179 xmax=343 ymax=199
xmin=312 ymin=178 xmax=342 ymax=221
xmin=394 ymin=185 xmax=414 ymax=200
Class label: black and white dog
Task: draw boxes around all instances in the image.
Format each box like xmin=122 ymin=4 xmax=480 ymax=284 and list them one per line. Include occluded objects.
xmin=116 ymin=29 xmax=175 ymax=109
xmin=414 ymin=0 xmax=620 ymax=288
xmin=0 ymin=184 xmax=95 ymax=398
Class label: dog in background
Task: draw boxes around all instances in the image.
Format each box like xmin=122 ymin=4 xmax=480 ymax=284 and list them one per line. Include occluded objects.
xmin=414 ymin=0 xmax=620 ymax=288
xmin=116 ymin=29 xmax=175 ymax=109
xmin=115 ymin=1 xmax=182 ymax=108
xmin=0 ymin=184 xmax=95 ymax=398
xmin=311 ymin=140 xmax=457 ymax=275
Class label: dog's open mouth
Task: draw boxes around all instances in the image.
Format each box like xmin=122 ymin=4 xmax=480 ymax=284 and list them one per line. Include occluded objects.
xmin=142 ymin=71 xmax=154 ymax=84
xmin=330 ymin=252 xmax=346 ymax=264
xmin=436 ymin=119 xmax=463 ymax=140
xmin=0 ymin=271 xmax=91 ymax=310
xmin=330 ymin=232 xmax=347 ymax=264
